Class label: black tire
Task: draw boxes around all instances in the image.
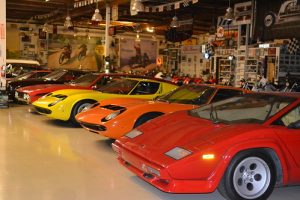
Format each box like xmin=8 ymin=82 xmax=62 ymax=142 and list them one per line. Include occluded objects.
xmin=133 ymin=112 xmax=164 ymax=128
xmin=69 ymin=100 xmax=97 ymax=126
xmin=264 ymin=12 xmax=276 ymax=28
xmin=218 ymin=150 xmax=276 ymax=200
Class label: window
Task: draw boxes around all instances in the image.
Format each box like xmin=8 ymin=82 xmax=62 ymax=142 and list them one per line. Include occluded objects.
xmin=211 ymin=89 xmax=243 ymax=103
xmin=276 ymin=105 xmax=300 ymax=127
xmin=94 ymin=76 xmax=122 ymax=89
xmin=130 ymin=81 xmax=160 ymax=95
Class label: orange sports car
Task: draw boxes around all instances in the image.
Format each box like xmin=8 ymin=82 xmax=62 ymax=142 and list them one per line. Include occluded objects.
xmin=76 ymin=84 xmax=248 ymax=139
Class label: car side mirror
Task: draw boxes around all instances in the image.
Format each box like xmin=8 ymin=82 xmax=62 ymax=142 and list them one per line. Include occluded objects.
xmin=287 ymin=120 xmax=300 ymax=129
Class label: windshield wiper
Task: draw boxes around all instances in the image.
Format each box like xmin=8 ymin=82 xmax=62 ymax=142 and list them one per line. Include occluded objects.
xmin=210 ymin=104 xmax=220 ymax=124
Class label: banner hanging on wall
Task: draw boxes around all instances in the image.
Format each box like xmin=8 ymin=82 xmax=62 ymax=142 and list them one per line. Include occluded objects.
xmin=254 ymin=0 xmax=300 ymax=41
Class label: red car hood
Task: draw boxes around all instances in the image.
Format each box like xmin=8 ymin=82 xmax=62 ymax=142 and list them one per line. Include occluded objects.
xmin=121 ymin=110 xmax=266 ymax=165
xmin=17 ymin=84 xmax=87 ymax=93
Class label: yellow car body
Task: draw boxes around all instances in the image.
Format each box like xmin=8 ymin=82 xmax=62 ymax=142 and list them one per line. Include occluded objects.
xmin=32 ymin=77 xmax=177 ymax=124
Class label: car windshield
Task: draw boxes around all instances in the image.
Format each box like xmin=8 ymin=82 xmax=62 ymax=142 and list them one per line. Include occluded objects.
xmin=68 ymin=73 xmax=99 ymax=86
xmin=188 ymin=93 xmax=296 ymax=124
xmin=43 ymin=70 xmax=66 ymax=81
xmin=157 ymin=85 xmax=215 ymax=105
xmin=98 ymin=79 xmax=138 ymax=94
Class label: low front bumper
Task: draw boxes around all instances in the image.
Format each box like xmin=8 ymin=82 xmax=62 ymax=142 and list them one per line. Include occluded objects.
xmin=79 ymin=121 xmax=107 ymax=134
xmin=113 ymin=143 xmax=216 ymax=194
xmin=33 ymin=105 xmax=52 ymax=114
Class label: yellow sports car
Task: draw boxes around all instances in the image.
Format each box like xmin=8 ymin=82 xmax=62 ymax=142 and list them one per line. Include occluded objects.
xmin=32 ymin=77 xmax=177 ymax=125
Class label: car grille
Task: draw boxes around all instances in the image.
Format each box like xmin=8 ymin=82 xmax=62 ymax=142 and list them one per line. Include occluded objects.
xmin=80 ymin=122 xmax=107 ymax=132
xmin=33 ymin=106 xmax=52 ymax=114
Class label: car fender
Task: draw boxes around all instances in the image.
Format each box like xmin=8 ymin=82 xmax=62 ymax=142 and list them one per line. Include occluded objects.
xmin=211 ymin=139 xmax=289 ymax=189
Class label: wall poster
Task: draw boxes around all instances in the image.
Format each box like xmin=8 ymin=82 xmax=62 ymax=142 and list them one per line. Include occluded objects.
xmin=47 ymin=34 xmax=102 ymax=71
xmin=119 ymin=38 xmax=158 ymax=73
xmin=254 ymin=0 xmax=300 ymax=41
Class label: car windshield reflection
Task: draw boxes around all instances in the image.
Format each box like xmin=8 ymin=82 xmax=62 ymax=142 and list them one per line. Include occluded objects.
xmin=189 ymin=94 xmax=296 ymax=124
xmin=98 ymin=79 xmax=138 ymax=94
xmin=157 ymin=85 xmax=215 ymax=105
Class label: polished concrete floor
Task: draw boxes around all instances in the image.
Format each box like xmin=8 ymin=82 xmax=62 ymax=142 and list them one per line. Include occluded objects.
xmin=0 ymin=104 xmax=300 ymax=200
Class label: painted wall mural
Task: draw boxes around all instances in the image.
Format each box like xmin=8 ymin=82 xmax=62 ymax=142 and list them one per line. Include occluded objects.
xmin=47 ymin=34 xmax=103 ymax=71
xmin=119 ymin=38 xmax=158 ymax=73
xmin=254 ymin=0 xmax=300 ymax=41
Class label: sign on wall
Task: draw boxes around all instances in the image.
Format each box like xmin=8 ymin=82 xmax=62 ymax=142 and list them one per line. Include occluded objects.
xmin=254 ymin=0 xmax=300 ymax=41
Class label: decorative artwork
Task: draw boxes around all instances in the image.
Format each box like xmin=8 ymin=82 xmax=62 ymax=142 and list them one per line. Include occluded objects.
xmin=47 ymin=34 xmax=102 ymax=71
xmin=254 ymin=0 xmax=300 ymax=41
xmin=119 ymin=38 xmax=158 ymax=72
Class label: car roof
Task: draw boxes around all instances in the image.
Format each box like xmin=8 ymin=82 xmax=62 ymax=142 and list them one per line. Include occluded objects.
xmin=6 ymin=59 xmax=40 ymax=65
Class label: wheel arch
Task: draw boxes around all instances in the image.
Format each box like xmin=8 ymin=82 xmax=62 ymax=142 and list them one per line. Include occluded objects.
xmin=69 ymin=98 xmax=98 ymax=120
xmin=211 ymin=141 xmax=289 ymax=192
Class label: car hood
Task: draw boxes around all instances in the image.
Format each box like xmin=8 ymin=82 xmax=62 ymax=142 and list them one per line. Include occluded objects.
xmin=76 ymin=98 xmax=148 ymax=123
xmin=18 ymin=84 xmax=87 ymax=93
xmin=122 ymin=110 xmax=266 ymax=163
xmin=17 ymin=84 xmax=67 ymax=92
xmin=51 ymin=89 xmax=100 ymax=96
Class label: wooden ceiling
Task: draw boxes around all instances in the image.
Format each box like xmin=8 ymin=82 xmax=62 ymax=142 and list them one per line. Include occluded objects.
xmin=7 ymin=0 xmax=246 ymax=35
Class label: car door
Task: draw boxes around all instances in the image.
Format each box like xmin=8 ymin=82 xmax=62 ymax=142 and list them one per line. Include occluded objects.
xmin=272 ymin=104 xmax=300 ymax=183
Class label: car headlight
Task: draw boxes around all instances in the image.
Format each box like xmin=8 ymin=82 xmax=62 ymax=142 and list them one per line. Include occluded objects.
xmin=24 ymin=94 xmax=30 ymax=102
xmin=125 ymin=129 xmax=143 ymax=139
xmin=102 ymin=108 xmax=126 ymax=122
xmin=165 ymin=147 xmax=192 ymax=160
xmin=40 ymin=93 xmax=52 ymax=99
xmin=48 ymin=95 xmax=67 ymax=107
xmin=48 ymin=99 xmax=63 ymax=107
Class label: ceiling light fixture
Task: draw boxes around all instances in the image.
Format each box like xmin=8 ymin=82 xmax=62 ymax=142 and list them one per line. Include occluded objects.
xmin=130 ymin=0 xmax=144 ymax=15
xmin=170 ymin=16 xmax=180 ymax=28
xmin=64 ymin=4 xmax=73 ymax=29
xmin=135 ymin=33 xmax=140 ymax=42
xmin=146 ymin=26 xmax=154 ymax=33
xmin=224 ymin=0 xmax=235 ymax=21
xmin=42 ymin=22 xmax=49 ymax=32
xmin=64 ymin=15 xmax=73 ymax=28
xmin=91 ymin=1 xmax=102 ymax=22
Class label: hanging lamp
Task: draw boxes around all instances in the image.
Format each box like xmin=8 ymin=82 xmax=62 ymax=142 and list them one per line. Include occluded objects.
xmin=91 ymin=1 xmax=102 ymax=22
xmin=224 ymin=0 xmax=235 ymax=21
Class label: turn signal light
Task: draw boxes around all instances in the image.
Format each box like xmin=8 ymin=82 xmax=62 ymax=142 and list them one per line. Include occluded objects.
xmin=202 ymin=154 xmax=215 ymax=160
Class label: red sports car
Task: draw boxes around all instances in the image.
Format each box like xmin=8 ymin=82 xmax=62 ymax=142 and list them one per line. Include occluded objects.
xmin=113 ymin=92 xmax=300 ymax=200
xmin=15 ymin=73 xmax=145 ymax=104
